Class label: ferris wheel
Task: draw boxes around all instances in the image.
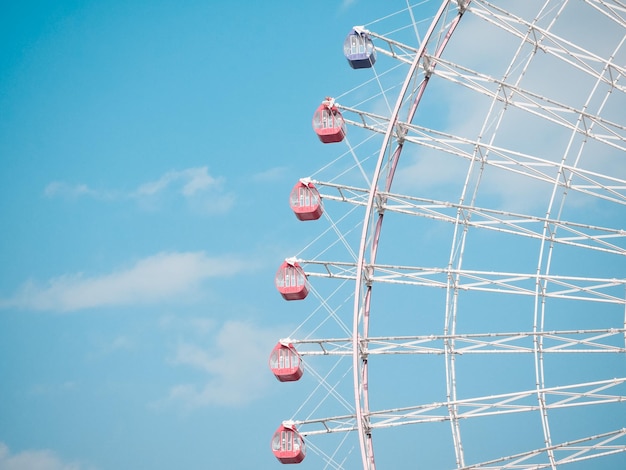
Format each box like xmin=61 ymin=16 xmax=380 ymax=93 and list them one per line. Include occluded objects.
xmin=269 ymin=1 xmax=626 ymax=469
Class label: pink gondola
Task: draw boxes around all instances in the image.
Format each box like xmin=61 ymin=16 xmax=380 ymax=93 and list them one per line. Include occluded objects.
xmin=269 ymin=341 xmax=303 ymax=382
xmin=312 ymin=98 xmax=346 ymax=143
xmin=275 ymin=260 xmax=309 ymax=301
xmin=271 ymin=423 xmax=306 ymax=464
xmin=290 ymin=180 xmax=323 ymax=221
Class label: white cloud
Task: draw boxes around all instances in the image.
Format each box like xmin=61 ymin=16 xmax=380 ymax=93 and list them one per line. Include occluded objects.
xmin=162 ymin=320 xmax=283 ymax=408
xmin=0 ymin=442 xmax=88 ymax=470
xmin=45 ymin=167 xmax=235 ymax=214
xmin=131 ymin=167 xmax=235 ymax=214
xmin=251 ymin=166 xmax=288 ymax=183
xmin=107 ymin=335 xmax=134 ymax=351
xmin=0 ymin=251 xmax=248 ymax=312
xmin=133 ymin=167 xmax=220 ymax=197
xmin=341 ymin=0 xmax=356 ymax=10
xmin=43 ymin=182 xmax=117 ymax=200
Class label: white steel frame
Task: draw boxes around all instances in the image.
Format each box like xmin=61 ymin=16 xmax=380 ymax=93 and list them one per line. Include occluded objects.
xmin=275 ymin=1 xmax=626 ymax=469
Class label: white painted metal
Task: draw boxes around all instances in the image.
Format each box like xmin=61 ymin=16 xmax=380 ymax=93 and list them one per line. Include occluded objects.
xmin=275 ymin=1 xmax=626 ymax=468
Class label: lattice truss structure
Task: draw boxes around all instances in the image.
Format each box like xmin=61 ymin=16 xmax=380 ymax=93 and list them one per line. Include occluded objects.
xmin=273 ymin=1 xmax=626 ymax=469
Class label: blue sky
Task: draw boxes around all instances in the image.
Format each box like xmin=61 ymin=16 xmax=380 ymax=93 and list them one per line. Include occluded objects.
xmin=1 ymin=1 xmax=625 ymax=469
xmin=0 ymin=1 xmax=369 ymax=468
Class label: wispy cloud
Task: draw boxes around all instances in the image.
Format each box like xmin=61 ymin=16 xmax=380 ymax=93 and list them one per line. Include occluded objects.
xmin=0 ymin=251 xmax=248 ymax=312
xmin=251 ymin=166 xmax=288 ymax=183
xmin=44 ymin=166 xmax=235 ymax=214
xmin=44 ymin=182 xmax=118 ymax=200
xmin=133 ymin=167 xmax=220 ymax=197
xmin=340 ymin=0 xmax=356 ymax=11
xmin=0 ymin=442 xmax=90 ymax=470
xmin=160 ymin=319 xmax=283 ymax=409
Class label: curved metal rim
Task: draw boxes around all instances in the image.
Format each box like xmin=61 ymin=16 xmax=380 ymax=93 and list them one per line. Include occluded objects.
xmin=351 ymin=2 xmax=471 ymax=468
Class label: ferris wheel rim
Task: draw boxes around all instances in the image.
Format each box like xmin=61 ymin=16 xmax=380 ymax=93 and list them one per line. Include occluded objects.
xmin=350 ymin=1 xmax=472 ymax=468
xmin=272 ymin=1 xmax=626 ymax=468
